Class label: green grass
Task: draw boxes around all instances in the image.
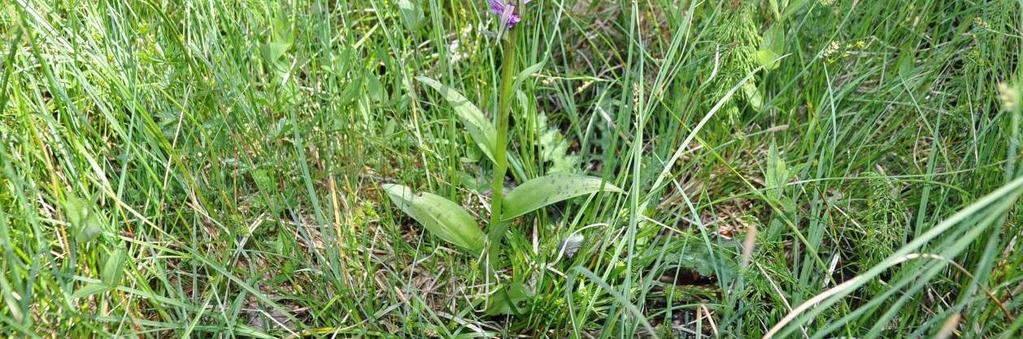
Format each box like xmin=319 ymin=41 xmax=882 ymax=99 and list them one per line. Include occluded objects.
xmin=2 ymin=0 xmax=1023 ymax=337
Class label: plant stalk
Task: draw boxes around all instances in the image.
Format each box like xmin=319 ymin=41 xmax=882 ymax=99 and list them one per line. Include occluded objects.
xmin=486 ymin=27 xmax=518 ymax=259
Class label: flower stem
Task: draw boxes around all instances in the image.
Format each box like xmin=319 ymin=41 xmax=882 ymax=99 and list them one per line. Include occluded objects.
xmin=486 ymin=27 xmax=518 ymax=259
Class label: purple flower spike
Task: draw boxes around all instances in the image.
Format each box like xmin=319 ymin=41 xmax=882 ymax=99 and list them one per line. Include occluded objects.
xmin=488 ymin=0 xmax=520 ymax=28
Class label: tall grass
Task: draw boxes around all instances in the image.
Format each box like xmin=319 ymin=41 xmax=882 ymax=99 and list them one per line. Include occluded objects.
xmin=1 ymin=0 xmax=1022 ymax=337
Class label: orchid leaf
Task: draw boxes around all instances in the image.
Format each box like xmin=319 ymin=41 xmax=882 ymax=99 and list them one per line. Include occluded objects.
xmin=397 ymin=0 xmax=424 ymax=31
xmin=502 ymin=174 xmax=622 ymax=221
xmin=756 ymin=23 xmax=785 ymax=71
xmin=101 ymin=248 xmax=127 ymax=286
xmin=485 ymin=282 xmax=533 ymax=315
xmin=416 ymin=76 xmax=497 ymax=164
xmin=382 ymin=184 xmax=484 ymax=255
xmin=64 ymin=196 xmax=104 ymax=243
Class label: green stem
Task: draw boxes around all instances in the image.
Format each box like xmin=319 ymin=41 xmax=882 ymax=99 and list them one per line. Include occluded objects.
xmin=486 ymin=28 xmax=518 ymax=260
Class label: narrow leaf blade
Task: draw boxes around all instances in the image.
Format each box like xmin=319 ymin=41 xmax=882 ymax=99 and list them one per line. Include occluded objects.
xmin=502 ymin=174 xmax=622 ymax=221
xmin=72 ymin=283 xmax=110 ymax=299
xmin=513 ymin=61 xmax=545 ymax=91
xmin=382 ymin=184 xmax=484 ymax=255
xmin=416 ymin=76 xmax=497 ymax=164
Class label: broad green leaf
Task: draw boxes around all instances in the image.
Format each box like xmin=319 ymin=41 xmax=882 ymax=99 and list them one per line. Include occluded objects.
xmin=397 ymin=0 xmax=424 ymax=31
xmin=897 ymin=51 xmax=915 ymax=82
xmin=382 ymin=184 xmax=484 ymax=255
xmin=63 ymin=196 xmax=89 ymax=228
xmin=742 ymin=81 xmax=764 ymax=112
xmin=366 ymin=72 xmax=386 ymax=102
xmin=64 ymin=196 xmax=103 ymax=242
xmin=765 ymin=143 xmax=789 ymax=200
xmin=502 ymin=174 xmax=622 ymax=221
xmin=416 ymin=76 xmax=497 ymax=163
xmin=102 ymin=248 xmax=127 ymax=286
xmin=485 ymin=282 xmax=533 ymax=315
xmin=756 ymin=23 xmax=785 ymax=71
xmin=755 ymin=49 xmax=781 ymax=71
xmin=261 ymin=41 xmax=290 ymax=63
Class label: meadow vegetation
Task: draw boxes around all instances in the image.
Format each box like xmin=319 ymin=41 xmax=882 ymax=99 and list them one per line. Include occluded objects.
xmin=2 ymin=0 xmax=1023 ymax=337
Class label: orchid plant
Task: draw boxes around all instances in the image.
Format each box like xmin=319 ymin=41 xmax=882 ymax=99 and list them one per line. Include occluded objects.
xmin=381 ymin=0 xmax=621 ymax=315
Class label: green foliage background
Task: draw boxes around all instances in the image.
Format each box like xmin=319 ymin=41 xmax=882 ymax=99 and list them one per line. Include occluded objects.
xmin=1 ymin=0 xmax=1022 ymax=337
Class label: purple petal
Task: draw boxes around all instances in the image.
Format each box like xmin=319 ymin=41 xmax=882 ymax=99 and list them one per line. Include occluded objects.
xmin=501 ymin=4 xmax=519 ymax=27
xmin=488 ymin=0 xmax=521 ymax=28
xmin=489 ymin=0 xmax=505 ymax=13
